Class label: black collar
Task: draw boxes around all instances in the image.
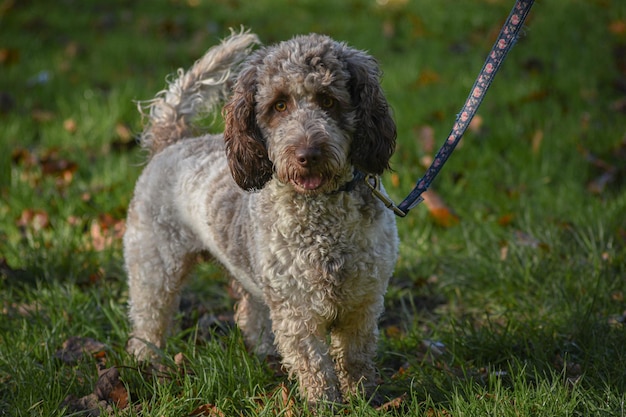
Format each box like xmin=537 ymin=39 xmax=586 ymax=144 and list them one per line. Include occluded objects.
xmin=337 ymin=169 xmax=366 ymax=192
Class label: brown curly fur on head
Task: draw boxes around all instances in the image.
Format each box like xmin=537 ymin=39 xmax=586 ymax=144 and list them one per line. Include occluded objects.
xmin=341 ymin=47 xmax=397 ymax=174
xmin=222 ymin=56 xmax=273 ymax=191
xmin=223 ymin=34 xmax=396 ymax=192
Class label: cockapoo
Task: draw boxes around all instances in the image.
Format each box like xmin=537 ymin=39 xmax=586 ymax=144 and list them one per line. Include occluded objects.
xmin=124 ymin=30 xmax=398 ymax=404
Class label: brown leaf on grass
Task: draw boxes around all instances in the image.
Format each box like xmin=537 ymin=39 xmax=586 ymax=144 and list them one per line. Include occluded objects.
xmin=12 ymin=147 xmax=79 ymax=188
xmin=40 ymin=149 xmax=78 ymax=178
xmin=422 ymin=190 xmax=459 ymax=227
xmin=252 ymin=383 xmax=296 ymax=417
xmin=63 ymin=118 xmax=78 ymax=134
xmin=173 ymin=351 xmax=195 ymax=378
xmin=468 ymin=114 xmax=483 ymax=134
xmin=94 ymin=367 xmax=128 ymax=409
xmin=16 ymin=208 xmax=50 ymax=231
xmin=413 ymin=69 xmax=441 ymax=88
xmin=390 ymin=172 xmax=400 ymax=188
xmin=384 ymin=324 xmax=404 ymax=340
xmin=111 ymin=123 xmax=138 ymax=152
xmin=90 ymin=214 xmax=126 ymax=251
xmin=189 ymin=403 xmax=225 ymax=417
xmin=499 ymin=243 xmax=509 ymax=261
xmin=0 ymin=48 xmax=20 ymax=66
xmin=425 ymin=408 xmax=452 ymax=417
xmin=497 ymin=213 xmax=515 ymax=227
xmin=62 ymin=366 xmax=129 ymax=416
xmin=11 ymin=147 xmax=35 ymax=166
xmin=531 ymin=129 xmax=544 ymax=154
xmin=115 ymin=123 xmax=133 ymax=141
xmin=609 ymin=19 xmax=626 ymax=35
xmin=278 ymin=383 xmax=296 ymax=417
xmin=375 ymin=393 xmax=407 ymax=412
xmin=55 ymin=336 xmax=107 ymax=364
xmin=521 ymin=88 xmax=549 ymax=103
xmin=13 ymin=147 xmax=78 ymax=186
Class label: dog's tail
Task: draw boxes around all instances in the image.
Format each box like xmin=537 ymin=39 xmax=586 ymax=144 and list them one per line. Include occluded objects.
xmin=138 ymin=29 xmax=259 ymax=156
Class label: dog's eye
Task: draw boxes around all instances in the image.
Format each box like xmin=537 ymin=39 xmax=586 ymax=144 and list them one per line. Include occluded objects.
xmin=274 ymin=100 xmax=288 ymax=112
xmin=320 ymin=96 xmax=335 ymax=109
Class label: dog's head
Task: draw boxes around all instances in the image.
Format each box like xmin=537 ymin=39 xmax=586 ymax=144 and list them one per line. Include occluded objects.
xmin=223 ymin=34 xmax=396 ymax=193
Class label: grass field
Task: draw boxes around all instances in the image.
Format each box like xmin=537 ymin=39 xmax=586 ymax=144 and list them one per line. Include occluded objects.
xmin=1 ymin=0 xmax=626 ymax=415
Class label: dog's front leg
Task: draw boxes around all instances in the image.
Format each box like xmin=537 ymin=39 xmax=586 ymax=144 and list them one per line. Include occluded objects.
xmin=269 ymin=307 xmax=342 ymax=405
xmin=330 ymin=298 xmax=383 ymax=400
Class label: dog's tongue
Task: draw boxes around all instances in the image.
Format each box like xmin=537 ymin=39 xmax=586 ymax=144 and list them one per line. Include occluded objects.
xmin=298 ymin=175 xmax=323 ymax=190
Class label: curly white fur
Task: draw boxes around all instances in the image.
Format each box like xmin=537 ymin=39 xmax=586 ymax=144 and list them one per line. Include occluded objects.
xmin=124 ymin=30 xmax=398 ymax=405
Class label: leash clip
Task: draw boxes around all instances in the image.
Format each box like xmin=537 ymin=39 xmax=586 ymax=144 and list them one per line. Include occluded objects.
xmin=365 ymin=174 xmax=408 ymax=218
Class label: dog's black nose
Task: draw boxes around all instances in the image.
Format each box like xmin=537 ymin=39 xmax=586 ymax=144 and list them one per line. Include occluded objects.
xmin=295 ymin=147 xmax=321 ymax=167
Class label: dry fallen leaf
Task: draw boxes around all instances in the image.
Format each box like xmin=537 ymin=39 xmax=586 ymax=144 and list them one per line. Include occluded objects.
xmin=422 ymin=190 xmax=459 ymax=227
xmin=390 ymin=172 xmax=400 ymax=188
xmin=497 ymin=213 xmax=515 ymax=227
xmin=189 ymin=403 xmax=225 ymax=417
xmin=55 ymin=336 xmax=107 ymax=364
xmin=499 ymin=243 xmax=509 ymax=261
xmin=40 ymin=149 xmax=78 ymax=177
xmin=425 ymin=408 xmax=453 ymax=417
xmin=0 ymin=48 xmax=20 ymax=66
xmin=375 ymin=393 xmax=407 ymax=412
xmin=251 ymin=383 xmax=296 ymax=417
xmin=16 ymin=209 xmax=50 ymax=231
xmin=609 ymin=19 xmax=626 ymax=35
xmin=115 ymin=123 xmax=132 ymax=141
xmin=413 ymin=69 xmax=441 ymax=88
xmin=94 ymin=367 xmax=128 ymax=409
xmin=62 ymin=366 xmax=129 ymax=416
xmin=384 ymin=324 xmax=404 ymax=339
xmin=468 ymin=114 xmax=483 ymax=134
xmin=89 ymin=215 xmax=126 ymax=251
xmin=531 ymin=129 xmax=543 ymax=154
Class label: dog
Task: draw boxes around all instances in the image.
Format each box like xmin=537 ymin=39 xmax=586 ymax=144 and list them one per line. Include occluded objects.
xmin=124 ymin=30 xmax=398 ymax=405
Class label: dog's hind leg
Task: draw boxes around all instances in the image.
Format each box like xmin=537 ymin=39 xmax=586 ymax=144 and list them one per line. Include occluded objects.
xmin=232 ymin=280 xmax=276 ymax=357
xmin=124 ymin=200 xmax=196 ymax=359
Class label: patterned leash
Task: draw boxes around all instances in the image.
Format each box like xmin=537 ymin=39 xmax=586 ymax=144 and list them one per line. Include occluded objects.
xmin=367 ymin=0 xmax=535 ymax=217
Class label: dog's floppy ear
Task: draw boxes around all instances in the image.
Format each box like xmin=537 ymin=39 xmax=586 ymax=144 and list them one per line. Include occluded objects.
xmin=343 ymin=48 xmax=397 ymax=175
xmin=223 ymin=59 xmax=273 ymax=191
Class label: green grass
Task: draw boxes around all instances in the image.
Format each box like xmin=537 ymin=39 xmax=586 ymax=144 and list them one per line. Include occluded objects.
xmin=2 ymin=0 xmax=626 ymax=415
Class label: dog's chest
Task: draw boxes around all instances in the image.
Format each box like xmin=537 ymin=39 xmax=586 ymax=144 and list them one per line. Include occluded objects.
xmin=256 ymin=186 xmax=392 ymax=311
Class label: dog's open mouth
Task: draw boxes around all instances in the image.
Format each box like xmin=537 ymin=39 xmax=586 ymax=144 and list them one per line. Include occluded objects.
xmin=291 ymin=174 xmax=325 ymax=192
